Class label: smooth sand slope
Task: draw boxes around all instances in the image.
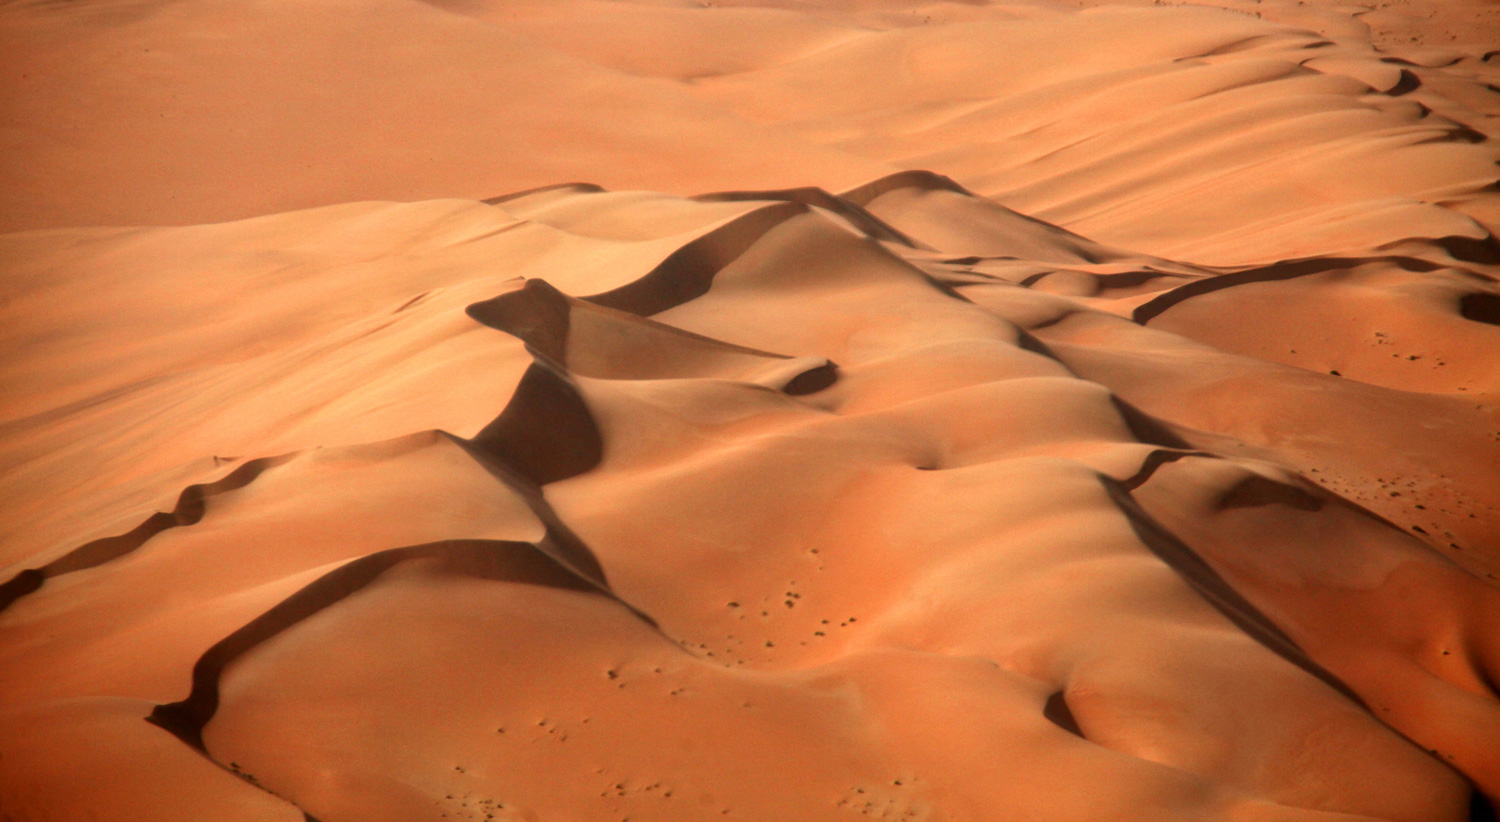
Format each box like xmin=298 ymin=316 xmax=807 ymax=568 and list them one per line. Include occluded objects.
xmin=2 ymin=1 xmax=1499 ymax=821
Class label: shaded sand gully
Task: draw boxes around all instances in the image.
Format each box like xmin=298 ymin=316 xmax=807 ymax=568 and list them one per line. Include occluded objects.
xmin=4 ymin=1 xmax=1500 ymax=821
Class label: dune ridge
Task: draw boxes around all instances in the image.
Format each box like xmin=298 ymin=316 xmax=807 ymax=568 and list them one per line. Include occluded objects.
xmin=3 ymin=166 xmax=1498 ymax=821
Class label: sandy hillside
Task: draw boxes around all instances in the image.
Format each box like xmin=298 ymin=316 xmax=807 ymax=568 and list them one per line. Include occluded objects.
xmin=2 ymin=0 xmax=1499 ymax=820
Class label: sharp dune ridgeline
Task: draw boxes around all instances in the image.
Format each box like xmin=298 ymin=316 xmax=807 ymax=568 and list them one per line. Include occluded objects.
xmin=3 ymin=0 xmax=1500 ymax=820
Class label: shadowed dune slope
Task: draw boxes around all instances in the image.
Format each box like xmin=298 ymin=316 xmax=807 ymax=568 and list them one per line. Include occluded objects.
xmin=3 ymin=1 xmax=1500 ymax=821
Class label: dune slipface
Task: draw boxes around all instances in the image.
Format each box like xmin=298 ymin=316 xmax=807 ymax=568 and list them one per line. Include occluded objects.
xmin=2 ymin=1 xmax=1499 ymax=821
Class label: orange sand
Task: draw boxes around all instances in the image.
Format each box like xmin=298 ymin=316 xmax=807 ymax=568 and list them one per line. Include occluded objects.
xmin=2 ymin=1 xmax=1499 ymax=820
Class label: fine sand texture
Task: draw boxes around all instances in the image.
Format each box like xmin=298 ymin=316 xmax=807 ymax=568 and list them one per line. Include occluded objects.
xmin=2 ymin=1 xmax=1500 ymax=820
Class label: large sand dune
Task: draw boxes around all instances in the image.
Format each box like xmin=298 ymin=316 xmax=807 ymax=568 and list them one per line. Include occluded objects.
xmin=2 ymin=0 xmax=1499 ymax=820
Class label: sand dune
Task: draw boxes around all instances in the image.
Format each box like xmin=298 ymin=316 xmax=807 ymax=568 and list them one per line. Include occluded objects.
xmin=2 ymin=0 xmax=1499 ymax=820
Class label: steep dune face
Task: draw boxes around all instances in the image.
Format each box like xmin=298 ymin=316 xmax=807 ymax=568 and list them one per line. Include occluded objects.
xmin=3 ymin=1 xmax=1500 ymax=821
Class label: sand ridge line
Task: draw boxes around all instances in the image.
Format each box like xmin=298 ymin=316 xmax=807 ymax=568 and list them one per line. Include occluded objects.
xmin=0 ymin=453 xmax=296 ymax=613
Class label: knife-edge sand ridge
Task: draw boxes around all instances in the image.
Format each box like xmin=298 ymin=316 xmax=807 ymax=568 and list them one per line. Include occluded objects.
xmin=2 ymin=1 xmax=1499 ymax=820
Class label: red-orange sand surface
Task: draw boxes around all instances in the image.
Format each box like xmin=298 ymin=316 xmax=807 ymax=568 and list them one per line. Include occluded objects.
xmin=3 ymin=1 xmax=1500 ymax=820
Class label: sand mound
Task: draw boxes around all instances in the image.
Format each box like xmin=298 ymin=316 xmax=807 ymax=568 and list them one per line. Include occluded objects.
xmin=3 ymin=1 xmax=1499 ymax=820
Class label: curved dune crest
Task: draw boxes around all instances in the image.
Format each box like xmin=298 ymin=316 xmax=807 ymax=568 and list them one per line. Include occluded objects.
xmin=4 ymin=0 xmax=1500 ymax=820
xmin=0 ymin=454 xmax=296 ymax=613
xmin=147 ymin=537 xmax=612 ymax=750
